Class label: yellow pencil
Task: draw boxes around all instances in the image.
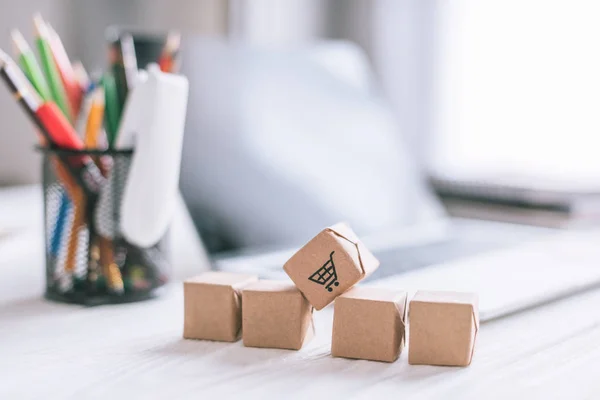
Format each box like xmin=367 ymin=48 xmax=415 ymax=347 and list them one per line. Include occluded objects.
xmin=64 ymin=184 xmax=86 ymax=274
xmin=84 ymin=86 xmax=105 ymax=148
xmin=98 ymin=236 xmax=123 ymax=293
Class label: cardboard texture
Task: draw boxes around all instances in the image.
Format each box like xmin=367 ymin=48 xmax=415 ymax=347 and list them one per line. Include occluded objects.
xmin=331 ymin=287 xmax=407 ymax=363
xmin=283 ymin=223 xmax=380 ymax=310
xmin=183 ymin=272 xmax=258 ymax=342
xmin=242 ymin=280 xmax=314 ymax=350
xmin=408 ymin=290 xmax=479 ymax=367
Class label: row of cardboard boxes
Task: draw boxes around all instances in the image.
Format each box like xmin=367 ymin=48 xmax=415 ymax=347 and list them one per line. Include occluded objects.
xmin=183 ymin=223 xmax=478 ymax=367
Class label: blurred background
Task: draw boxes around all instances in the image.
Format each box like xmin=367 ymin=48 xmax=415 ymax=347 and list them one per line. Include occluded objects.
xmin=2 ymin=0 xmax=600 ymax=254
xmin=1 ymin=0 xmax=434 ymax=181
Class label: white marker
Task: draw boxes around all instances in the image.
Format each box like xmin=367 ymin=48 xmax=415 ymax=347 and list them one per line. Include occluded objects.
xmin=119 ymin=64 xmax=189 ymax=247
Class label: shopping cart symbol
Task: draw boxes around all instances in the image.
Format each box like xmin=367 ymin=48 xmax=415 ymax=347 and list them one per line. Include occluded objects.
xmin=308 ymin=251 xmax=339 ymax=292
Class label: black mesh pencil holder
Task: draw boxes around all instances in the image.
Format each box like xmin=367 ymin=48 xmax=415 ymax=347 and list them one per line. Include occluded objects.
xmin=39 ymin=147 xmax=171 ymax=305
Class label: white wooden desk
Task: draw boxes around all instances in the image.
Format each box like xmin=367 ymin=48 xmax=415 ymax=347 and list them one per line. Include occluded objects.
xmin=1 ymin=187 xmax=600 ymax=399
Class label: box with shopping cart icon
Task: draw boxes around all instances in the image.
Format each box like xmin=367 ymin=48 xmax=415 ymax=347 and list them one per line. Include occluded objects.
xmin=283 ymin=223 xmax=380 ymax=310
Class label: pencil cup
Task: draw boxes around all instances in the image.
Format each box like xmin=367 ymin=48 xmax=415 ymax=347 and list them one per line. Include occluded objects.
xmin=39 ymin=147 xmax=171 ymax=305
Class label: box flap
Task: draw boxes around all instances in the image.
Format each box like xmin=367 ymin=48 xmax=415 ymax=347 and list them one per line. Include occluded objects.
xmin=327 ymin=222 xmax=361 ymax=243
xmin=392 ymin=291 xmax=408 ymax=327
xmin=401 ymin=292 xmax=408 ymax=326
xmin=325 ymin=223 xmax=380 ymax=278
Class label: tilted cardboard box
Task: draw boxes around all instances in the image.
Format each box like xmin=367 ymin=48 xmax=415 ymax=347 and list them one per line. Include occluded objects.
xmin=408 ymin=290 xmax=479 ymax=367
xmin=332 ymin=287 xmax=407 ymax=363
xmin=242 ymin=280 xmax=314 ymax=350
xmin=183 ymin=272 xmax=258 ymax=342
xmin=283 ymin=223 xmax=380 ymax=310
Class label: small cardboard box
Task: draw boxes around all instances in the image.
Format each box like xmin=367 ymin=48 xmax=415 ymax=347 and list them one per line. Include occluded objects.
xmin=408 ymin=290 xmax=479 ymax=367
xmin=242 ymin=280 xmax=314 ymax=350
xmin=183 ymin=272 xmax=258 ymax=342
xmin=283 ymin=223 xmax=380 ymax=310
xmin=332 ymin=287 xmax=407 ymax=363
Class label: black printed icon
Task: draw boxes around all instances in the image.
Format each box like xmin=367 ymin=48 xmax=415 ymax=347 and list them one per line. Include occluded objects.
xmin=308 ymin=251 xmax=339 ymax=292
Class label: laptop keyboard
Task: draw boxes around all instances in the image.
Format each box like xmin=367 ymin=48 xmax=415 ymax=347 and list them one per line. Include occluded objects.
xmin=367 ymin=219 xmax=553 ymax=281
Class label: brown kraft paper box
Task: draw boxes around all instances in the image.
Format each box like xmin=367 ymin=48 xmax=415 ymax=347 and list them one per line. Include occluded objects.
xmin=331 ymin=287 xmax=407 ymax=363
xmin=408 ymin=290 xmax=479 ymax=367
xmin=283 ymin=223 xmax=380 ymax=310
xmin=183 ymin=272 xmax=258 ymax=342
xmin=242 ymin=280 xmax=314 ymax=350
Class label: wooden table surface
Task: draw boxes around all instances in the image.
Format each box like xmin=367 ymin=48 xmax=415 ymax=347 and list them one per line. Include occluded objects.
xmin=2 ymin=186 xmax=600 ymax=399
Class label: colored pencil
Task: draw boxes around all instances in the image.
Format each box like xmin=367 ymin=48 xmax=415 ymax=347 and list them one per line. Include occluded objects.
xmin=10 ymin=29 xmax=52 ymax=101
xmin=84 ymin=86 xmax=105 ymax=148
xmin=102 ymin=71 xmax=121 ymax=146
xmin=107 ymin=30 xmax=137 ymax=110
xmin=0 ymin=48 xmax=52 ymax=142
xmin=49 ymin=189 xmax=71 ymax=257
xmin=73 ymin=61 xmax=90 ymax=92
xmin=33 ymin=14 xmax=72 ymax=121
xmin=158 ymin=31 xmax=181 ymax=73
xmin=98 ymin=236 xmax=123 ymax=293
xmin=75 ymin=87 xmax=94 ymax=138
xmin=46 ymin=22 xmax=82 ymax=118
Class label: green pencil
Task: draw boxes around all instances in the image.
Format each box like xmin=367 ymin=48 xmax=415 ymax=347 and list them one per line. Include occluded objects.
xmin=10 ymin=29 xmax=52 ymax=101
xmin=33 ymin=14 xmax=71 ymax=121
xmin=102 ymin=71 xmax=121 ymax=147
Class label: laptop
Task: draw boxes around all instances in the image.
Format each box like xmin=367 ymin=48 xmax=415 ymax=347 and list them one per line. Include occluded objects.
xmin=180 ymin=39 xmax=600 ymax=321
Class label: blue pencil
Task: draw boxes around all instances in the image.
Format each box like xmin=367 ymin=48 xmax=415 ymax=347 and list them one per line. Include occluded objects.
xmin=50 ymin=190 xmax=71 ymax=256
